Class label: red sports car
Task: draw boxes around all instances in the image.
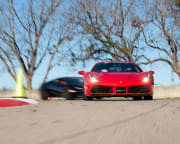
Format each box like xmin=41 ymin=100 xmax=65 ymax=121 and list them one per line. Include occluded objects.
xmin=78 ymin=61 xmax=154 ymax=100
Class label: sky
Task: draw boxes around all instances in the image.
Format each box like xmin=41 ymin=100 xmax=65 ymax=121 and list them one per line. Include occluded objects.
xmin=0 ymin=57 xmax=179 ymax=90
xmin=0 ymin=0 xmax=179 ymax=90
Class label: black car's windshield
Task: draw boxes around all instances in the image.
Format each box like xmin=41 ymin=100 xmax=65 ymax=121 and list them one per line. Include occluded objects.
xmin=64 ymin=77 xmax=83 ymax=84
xmin=92 ymin=63 xmax=142 ymax=73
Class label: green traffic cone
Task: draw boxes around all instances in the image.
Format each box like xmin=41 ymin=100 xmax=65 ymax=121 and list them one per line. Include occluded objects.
xmin=14 ymin=69 xmax=26 ymax=98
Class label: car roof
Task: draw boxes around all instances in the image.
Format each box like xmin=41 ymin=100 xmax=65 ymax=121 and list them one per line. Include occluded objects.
xmin=95 ymin=61 xmax=136 ymax=64
xmin=45 ymin=77 xmax=83 ymax=83
xmin=58 ymin=77 xmax=83 ymax=79
xmin=91 ymin=61 xmax=142 ymax=72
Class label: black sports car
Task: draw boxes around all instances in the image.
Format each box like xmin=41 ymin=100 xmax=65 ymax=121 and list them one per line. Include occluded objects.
xmin=40 ymin=77 xmax=84 ymax=100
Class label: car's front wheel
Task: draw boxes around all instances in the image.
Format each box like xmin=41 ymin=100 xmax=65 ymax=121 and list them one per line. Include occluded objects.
xmin=83 ymin=95 xmax=93 ymax=101
xmin=133 ymin=96 xmax=142 ymax=101
xmin=144 ymin=95 xmax=153 ymax=100
xmin=95 ymin=97 xmax=103 ymax=100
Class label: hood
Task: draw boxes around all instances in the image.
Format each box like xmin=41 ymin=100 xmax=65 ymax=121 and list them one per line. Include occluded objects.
xmin=91 ymin=72 xmax=148 ymax=85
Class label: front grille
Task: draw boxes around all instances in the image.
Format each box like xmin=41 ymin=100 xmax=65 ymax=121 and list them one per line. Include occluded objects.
xmin=128 ymin=85 xmax=149 ymax=93
xmin=91 ymin=86 xmax=113 ymax=93
xmin=116 ymin=87 xmax=126 ymax=93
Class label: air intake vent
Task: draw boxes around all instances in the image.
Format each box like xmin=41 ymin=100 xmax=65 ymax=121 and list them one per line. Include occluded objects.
xmin=128 ymin=85 xmax=149 ymax=93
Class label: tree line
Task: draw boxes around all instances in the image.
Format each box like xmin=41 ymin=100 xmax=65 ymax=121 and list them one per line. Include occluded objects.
xmin=0 ymin=0 xmax=179 ymax=90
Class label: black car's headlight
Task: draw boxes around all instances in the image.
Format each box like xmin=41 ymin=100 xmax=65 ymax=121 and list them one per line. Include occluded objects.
xmin=142 ymin=73 xmax=150 ymax=82
xmin=74 ymin=86 xmax=83 ymax=90
xmin=88 ymin=73 xmax=99 ymax=83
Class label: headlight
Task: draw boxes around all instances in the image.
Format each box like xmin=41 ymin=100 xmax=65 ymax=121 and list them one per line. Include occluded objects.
xmin=142 ymin=73 xmax=150 ymax=82
xmin=88 ymin=73 xmax=99 ymax=83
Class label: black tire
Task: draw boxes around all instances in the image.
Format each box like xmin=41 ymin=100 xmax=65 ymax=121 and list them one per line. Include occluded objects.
xmin=83 ymin=89 xmax=93 ymax=100
xmin=144 ymin=95 xmax=153 ymax=100
xmin=133 ymin=96 xmax=142 ymax=101
xmin=65 ymin=92 xmax=73 ymax=100
xmin=41 ymin=90 xmax=49 ymax=100
xmin=95 ymin=97 xmax=103 ymax=100
xmin=83 ymin=95 xmax=93 ymax=101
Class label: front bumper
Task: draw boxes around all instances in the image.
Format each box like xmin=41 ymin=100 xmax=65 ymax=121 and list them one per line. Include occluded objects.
xmin=85 ymin=85 xmax=152 ymax=97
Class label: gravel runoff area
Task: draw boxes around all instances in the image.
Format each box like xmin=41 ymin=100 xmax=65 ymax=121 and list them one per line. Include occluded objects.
xmin=0 ymin=98 xmax=180 ymax=144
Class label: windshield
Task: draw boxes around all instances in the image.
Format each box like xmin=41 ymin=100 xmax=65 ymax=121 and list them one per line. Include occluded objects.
xmin=64 ymin=77 xmax=84 ymax=84
xmin=92 ymin=63 xmax=142 ymax=73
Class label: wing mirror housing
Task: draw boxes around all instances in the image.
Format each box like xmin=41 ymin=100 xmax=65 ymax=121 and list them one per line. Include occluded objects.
xmin=149 ymin=70 xmax=155 ymax=74
xmin=78 ymin=71 xmax=85 ymax=75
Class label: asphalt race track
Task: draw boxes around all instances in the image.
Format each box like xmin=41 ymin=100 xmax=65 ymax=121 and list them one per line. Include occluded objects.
xmin=0 ymin=98 xmax=180 ymax=144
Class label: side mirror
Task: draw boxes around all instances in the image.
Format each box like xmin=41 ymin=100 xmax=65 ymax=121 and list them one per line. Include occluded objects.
xmin=149 ymin=70 xmax=155 ymax=74
xmin=78 ymin=71 xmax=85 ymax=75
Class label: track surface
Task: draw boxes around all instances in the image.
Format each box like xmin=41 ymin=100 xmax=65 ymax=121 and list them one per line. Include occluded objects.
xmin=0 ymin=99 xmax=180 ymax=144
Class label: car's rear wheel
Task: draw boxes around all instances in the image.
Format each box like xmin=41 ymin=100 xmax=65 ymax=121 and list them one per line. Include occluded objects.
xmin=41 ymin=90 xmax=49 ymax=100
xmin=144 ymin=95 xmax=153 ymax=100
xmin=133 ymin=96 xmax=142 ymax=101
xmin=65 ymin=92 xmax=73 ymax=100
